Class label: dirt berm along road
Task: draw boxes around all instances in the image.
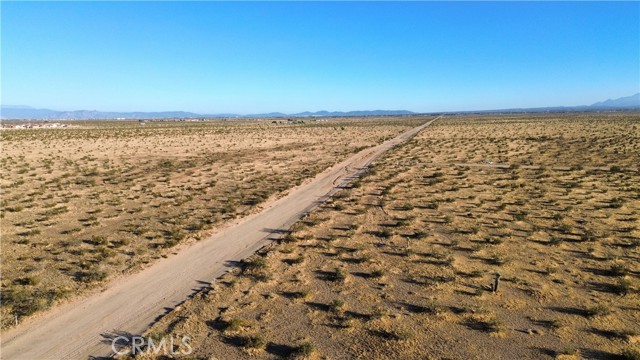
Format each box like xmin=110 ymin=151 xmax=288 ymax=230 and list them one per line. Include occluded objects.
xmin=0 ymin=117 xmax=439 ymax=360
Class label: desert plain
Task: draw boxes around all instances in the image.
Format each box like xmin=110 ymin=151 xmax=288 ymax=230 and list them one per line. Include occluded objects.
xmin=1 ymin=113 xmax=639 ymax=360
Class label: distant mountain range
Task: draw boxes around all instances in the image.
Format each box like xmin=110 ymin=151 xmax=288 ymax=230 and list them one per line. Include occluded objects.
xmin=0 ymin=106 xmax=415 ymax=120
xmin=1 ymin=93 xmax=638 ymax=120
xmin=0 ymin=107 xmax=210 ymax=120
xmin=591 ymin=93 xmax=640 ymax=108
xmin=450 ymin=93 xmax=640 ymax=115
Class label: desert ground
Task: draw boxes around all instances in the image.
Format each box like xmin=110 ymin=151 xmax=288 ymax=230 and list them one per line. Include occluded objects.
xmin=0 ymin=117 xmax=422 ymax=329
xmin=136 ymin=113 xmax=639 ymax=360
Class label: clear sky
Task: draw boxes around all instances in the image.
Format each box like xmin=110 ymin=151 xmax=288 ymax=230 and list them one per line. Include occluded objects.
xmin=2 ymin=1 xmax=639 ymax=114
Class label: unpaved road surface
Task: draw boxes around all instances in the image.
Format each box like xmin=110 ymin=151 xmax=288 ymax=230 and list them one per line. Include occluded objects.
xmin=0 ymin=117 xmax=438 ymax=360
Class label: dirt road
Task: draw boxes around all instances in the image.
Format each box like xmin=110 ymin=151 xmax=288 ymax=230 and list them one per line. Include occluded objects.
xmin=0 ymin=117 xmax=438 ymax=360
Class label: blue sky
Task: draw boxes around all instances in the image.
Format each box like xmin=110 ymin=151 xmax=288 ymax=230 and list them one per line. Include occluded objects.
xmin=2 ymin=1 xmax=639 ymax=113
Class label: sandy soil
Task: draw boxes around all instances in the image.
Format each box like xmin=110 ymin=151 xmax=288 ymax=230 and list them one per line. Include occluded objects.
xmin=0 ymin=118 xmax=436 ymax=360
xmin=0 ymin=118 xmax=421 ymax=329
